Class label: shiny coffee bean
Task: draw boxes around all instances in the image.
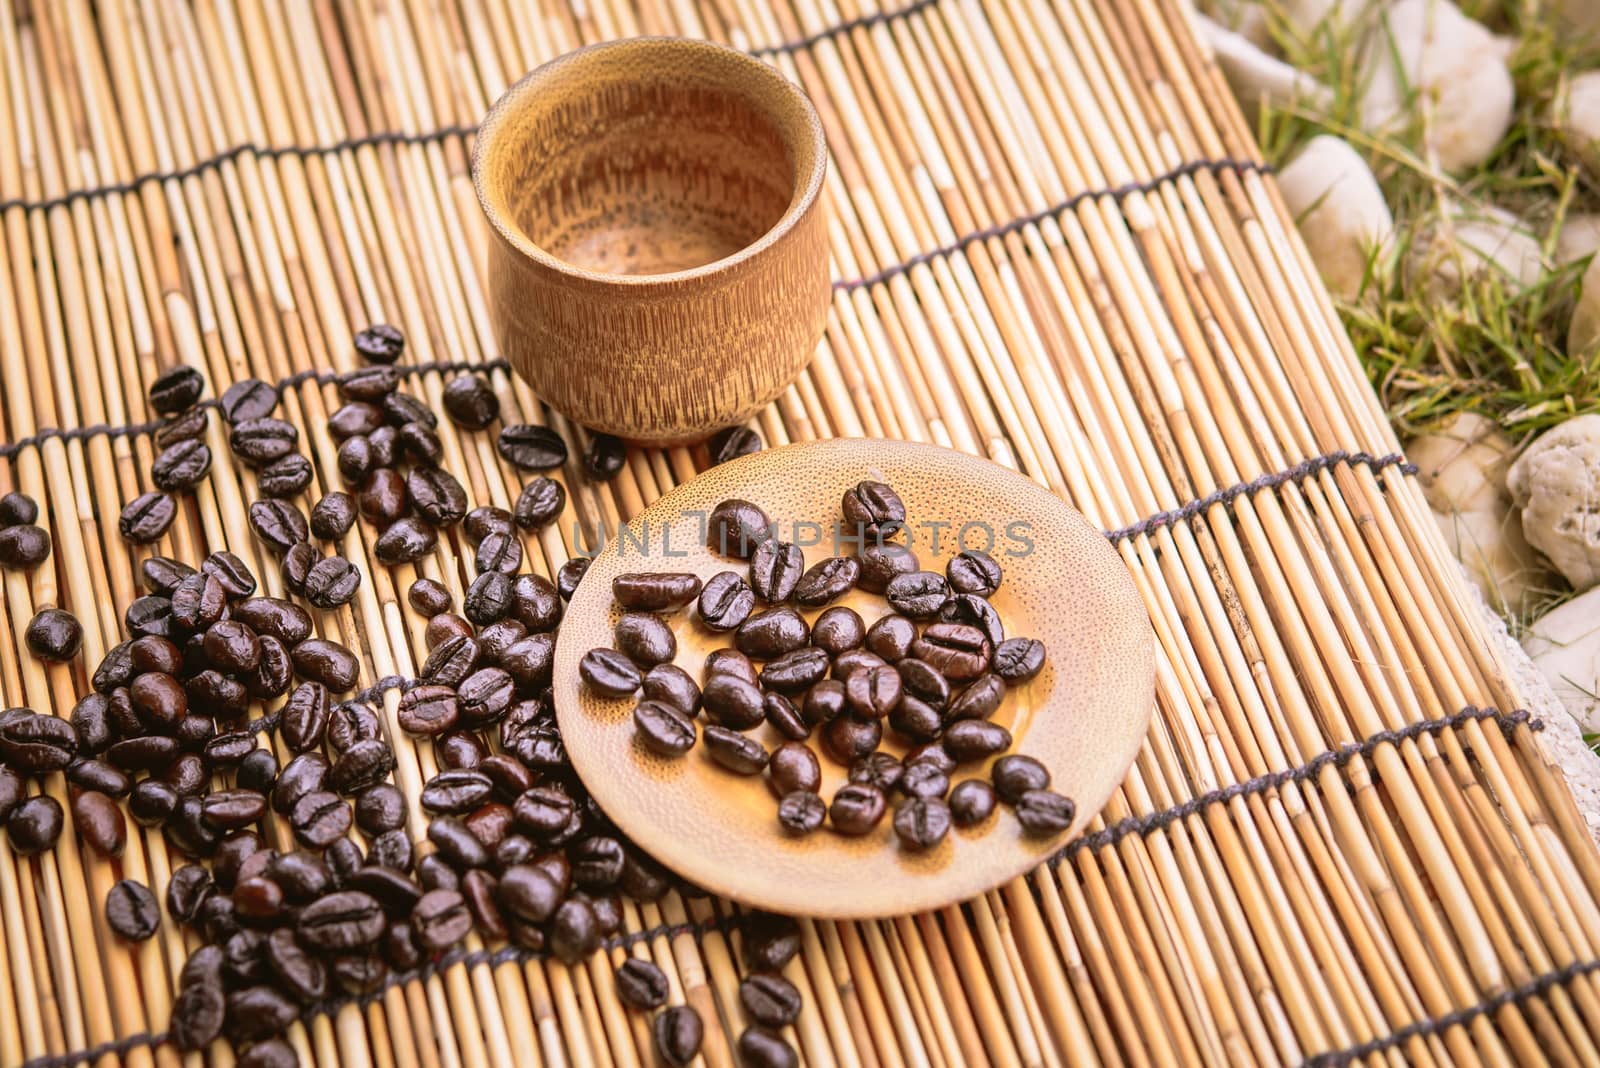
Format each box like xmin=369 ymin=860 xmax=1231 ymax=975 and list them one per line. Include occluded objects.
xmin=106 ymin=879 xmax=161 ymax=940
xmin=338 ymin=365 xmax=399 ymax=401
xmin=290 ymin=790 xmax=352 ymax=849
xmin=793 ymin=555 xmax=860 ymax=607
xmin=462 ymin=572 xmax=512 ymax=626
xmin=571 ymin=836 xmax=625 ymax=889
xmin=238 ymin=748 xmax=279 ymax=794
xmin=582 ymin=432 xmax=626 ymax=481
xmin=897 ymin=658 xmax=949 ymax=707
xmin=821 ymin=716 xmax=882 ymax=764
xmin=0 ymin=713 xmax=78 ymax=772
xmin=512 ymin=477 xmax=565 ymax=530
xmin=423 ymin=635 xmax=481 ymax=688
xmin=510 ymin=574 xmax=562 ymax=632
xmin=829 ymin=782 xmax=887 ymax=836
xmin=248 ymin=499 xmax=308 ymax=555
xmin=353 ymin=783 xmax=407 ymax=837
xmin=739 ymin=1028 xmax=798 ymax=1068
xmin=900 ymin=761 xmax=949 ymax=800
xmin=425 ymin=614 xmax=474 ymax=650
xmin=119 ymin=491 xmax=177 ymax=544
xmin=760 ymin=647 xmax=830 ymax=694
xmin=230 ymin=417 xmax=299 ymax=468
xmin=849 ymin=752 xmax=905 ymax=795
xmin=709 ymin=425 xmax=762 ymax=464
xmin=203 ymin=731 xmax=259 ymax=769
xmin=358 ymin=467 xmax=407 ymax=524
xmin=330 ymin=401 xmax=384 ymax=440
xmin=420 ymin=769 xmax=494 ymax=815
xmin=938 ymin=592 xmax=1004 ymax=647
xmin=653 ymin=1005 xmax=704 ymax=1067
xmin=154 ymin=406 xmax=209 ymax=449
xmin=257 ymin=453 xmax=314 ymax=498
xmin=855 ymin=541 xmax=919 ymax=594
xmin=304 ymin=555 xmax=362 ymax=609
xmin=70 ymin=694 xmax=114 ymax=754
xmin=1014 ymin=789 xmax=1075 ymax=834
xmin=778 ymin=790 xmax=825 ymax=834
xmin=72 ymin=790 xmax=126 ymax=857
xmin=26 ymin=608 xmax=83 ymax=661
xmin=442 ymin=374 xmax=499 ymax=429
xmin=942 ymin=719 xmax=1012 ymax=760
xmin=407 ymin=578 xmax=451 ymax=618
xmin=889 ymin=694 xmax=942 ymax=742
xmin=634 ymin=700 xmax=697 ymax=756
xmin=67 ymin=757 xmax=129 ymax=797
xmin=550 ymin=897 xmax=601 ymax=962
xmin=502 ymin=634 xmax=555 ymax=689
xmin=707 ymin=498 xmax=772 ymax=558
xmin=458 ymin=668 xmax=515 ymax=727
xmin=407 ymin=467 xmax=468 ymax=526
xmin=0 ymin=525 xmax=50 ymax=570
xmin=557 ymin=556 xmax=590 ymax=600
xmin=702 ymin=673 xmax=765 ymax=729
xmin=0 ymin=491 xmax=39 ymax=526
xmin=894 ymin=796 xmax=952 ymax=849
xmin=767 ymin=742 xmax=821 ymax=797
xmin=464 ymin=505 xmax=514 ymax=544
xmin=743 ymin=913 xmax=801 ymax=971
xmin=429 ymin=816 xmax=491 ymax=869
xmin=355 ymin=323 xmax=405 ymax=363
xmin=764 ymin=693 xmax=809 ymax=740
xmin=748 ymin=540 xmax=803 ymax=603
xmin=129 ymin=780 xmax=180 ymax=827
xmin=203 ymin=619 xmax=261 ymax=672
xmin=292 ymin=638 xmax=359 ymax=692
xmin=946 ymin=674 xmax=1004 ymax=722
xmin=149 ymin=365 xmax=205 ymax=414
xmin=437 ymin=731 xmax=486 ymax=772
xmin=497 ymin=424 xmax=567 ymax=469
xmin=329 ymin=739 xmax=397 ymax=794
xmin=232 ymin=597 xmax=310 ymax=644
xmin=397 ymin=684 xmax=459 ymax=737
xmin=993 ymin=637 xmax=1046 ymax=683
xmin=705 ymin=648 xmax=758 ymax=685
xmin=845 ymin=665 xmax=902 ymax=719
xmin=513 ymin=787 xmax=575 ymax=839
xmin=374 ymin=516 xmax=437 ymax=564
xmin=947 ymin=548 xmax=1003 ymax=595
xmin=704 ymin=725 xmax=768 ymax=775
xmin=107 ymin=735 xmax=179 ymax=773
xmin=911 ymin=623 xmax=991 ymax=680
xmin=281 ymin=681 xmax=331 ymax=753
xmin=281 ymin=540 xmax=318 ymax=596
xmin=612 ymin=572 xmax=702 ymax=611
xmin=413 ymin=888 xmax=473 ymax=951
xmin=636 ymin=666 xmax=697 ymax=718
xmin=165 ymin=753 xmax=211 ymax=796
xmin=841 ymin=480 xmax=905 ymax=539
xmin=337 ymin=435 xmax=375 ymax=484
xmin=615 ymin=957 xmax=670 ymax=1010
xmin=735 ymin=607 xmax=809 ymax=659
xmin=697 ymin=571 xmax=755 ymax=631
xmin=741 ymin=973 xmax=802 ymax=1028
xmin=886 ymin=571 xmax=949 ymax=619
xmin=202 ymin=789 xmax=268 ymax=830
xmin=800 ymin=679 xmax=847 ymax=726
xmin=124 ymin=595 xmax=175 ymax=639
xmin=579 ymin=649 xmax=641 ymax=697
xmin=475 ymin=530 xmax=523 ymax=575
xmin=990 ymin=754 xmax=1050 ymax=803
xmin=948 ymin=779 xmax=997 ymax=825
xmin=497 ymin=862 xmax=562 ymax=922
xmin=297 ymin=890 xmax=386 ymax=950
xmin=615 ymin=612 xmax=676 ymax=666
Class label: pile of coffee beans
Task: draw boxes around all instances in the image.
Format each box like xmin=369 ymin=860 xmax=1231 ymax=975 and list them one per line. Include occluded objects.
xmin=0 ymin=492 xmax=49 ymax=571
xmin=582 ymin=481 xmax=1073 ymax=849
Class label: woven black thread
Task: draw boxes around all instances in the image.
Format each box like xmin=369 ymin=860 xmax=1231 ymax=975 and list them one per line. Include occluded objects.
xmin=1101 ymin=450 xmax=1417 ymax=544
xmin=1052 ymin=707 xmax=1539 ymax=864
xmin=832 ymin=158 xmax=1273 ymax=291
xmin=1302 ymin=957 xmax=1600 ymax=1068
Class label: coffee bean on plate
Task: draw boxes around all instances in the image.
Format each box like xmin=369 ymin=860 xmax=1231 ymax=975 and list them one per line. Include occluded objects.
xmin=991 ymin=754 xmax=1050 ymax=803
xmin=763 ymin=693 xmax=809 ymax=740
xmin=777 ymin=791 xmax=825 ymax=835
xmin=707 ymin=498 xmax=772 ymax=558
xmin=841 ymin=480 xmax=905 ymax=539
xmin=829 ymin=782 xmax=886 ymax=836
xmin=855 ymin=542 xmax=919 ymax=594
xmin=821 ymin=715 xmax=882 ymax=764
xmin=947 ymin=674 xmax=1005 ymax=721
xmin=703 ymin=726 xmax=768 ymax=775
xmin=849 ymin=752 xmax=904 ymax=793
xmin=697 ymin=571 xmax=755 ymax=631
xmin=767 ymin=741 xmax=820 ymax=797
xmin=759 ymin=647 xmax=830 ymax=694
xmin=642 ymin=663 xmax=700 ymax=716
xmin=579 ymin=648 xmax=641 ymax=697
xmin=614 ymin=612 xmax=676 ymax=666
xmin=705 ymin=648 xmax=758 ymax=685
xmin=799 ymin=679 xmax=846 ymax=726
xmin=910 ymin=622 xmax=991 ymax=680
xmin=747 ymin=539 xmax=803 ymax=603
xmin=612 ymin=572 xmax=701 ymax=611
xmin=701 ymin=674 xmax=764 ymax=729
xmin=633 ymin=701 xmax=697 ymax=756
xmin=556 ymin=557 xmax=590 ymax=600
xmin=948 ymin=779 xmax=997 ymax=825
xmin=939 ymin=592 xmax=1004 ymax=647
xmin=993 ymin=637 xmax=1046 ymax=682
xmin=792 ymin=555 xmax=859 ymax=607
xmin=885 ymin=571 xmax=949 ymax=619
xmin=844 ymin=665 xmax=902 ymax=719
xmin=1014 ymin=789 xmax=1075 ymax=834
xmin=734 ymin=607 xmax=808 ymax=659
xmin=942 ymin=719 xmax=1012 ymax=760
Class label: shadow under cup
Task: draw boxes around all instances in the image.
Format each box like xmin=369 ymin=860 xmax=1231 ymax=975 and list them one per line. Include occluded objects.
xmin=474 ymin=38 xmax=830 ymax=445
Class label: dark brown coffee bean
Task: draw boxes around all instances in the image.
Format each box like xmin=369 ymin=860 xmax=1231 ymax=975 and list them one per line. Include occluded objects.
xmin=946 ymin=673 xmax=1003 ymax=721
xmin=498 ymin=424 xmax=567 ymax=469
xmin=277 ymin=681 xmax=328 ymax=753
xmin=330 ymin=401 xmax=384 ymax=440
xmin=330 ymin=954 xmax=388 ymax=996
xmin=821 ymin=715 xmax=882 ymax=764
xmin=265 ymin=926 xmax=327 ymax=1004
xmin=0 ymin=712 xmax=78 ymax=772
xmin=228 ymin=598 xmax=306 ymax=646
xmin=741 ymin=973 xmax=802 ymax=1028
xmin=841 ymin=480 xmax=905 ymax=540
xmin=224 ymin=939 xmax=271 ymax=1005
xmin=800 ymin=679 xmax=847 ymax=726
xmin=240 ymin=750 xmax=280 ymax=795
xmin=0 ymin=491 xmax=39 ymax=526
xmin=329 ymin=738 xmax=396 ymax=794
xmin=67 ymin=757 xmax=129 ymax=797
xmin=280 ymin=540 xmax=317 ymax=596
xmin=894 ymin=797 xmax=952 ymax=850
xmin=900 ymin=761 xmax=949 ymax=800
xmin=422 ymin=635 xmax=481 ymax=689
xmin=938 ymin=593 xmax=1004 ymax=648
xmin=442 ymin=374 xmax=499 ymax=429
xmin=501 ymin=633 xmax=555 ymax=689
xmin=739 ymin=1028 xmax=798 ymax=1068
xmin=759 ymin=648 xmax=829 ymax=694
xmin=337 ymin=434 xmax=375 ymax=484
xmin=69 ymin=694 xmax=114 ymax=755
xmin=298 ymin=890 xmax=385 ymax=950
xmin=202 ymin=789 xmax=268 ymax=830
xmin=392 ymin=683 xmax=456 ymax=736
xmin=254 ymin=454 xmax=312 ymax=501
xmin=119 ymin=491 xmax=177 ymax=543
xmin=428 ymin=815 xmax=490 ymax=869
xmin=707 ymin=498 xmax=773 ymax=559
xmin=636 ymin=664 xmax=698 ymax=717
xmin=457 ymin=668 xmax=515 ymax=727
xmin=845 ymin=665 xmax=902 ymax=719
xmin=615 ymin=957 xmax=670 ymax=1010
xmin=93 ymin=642 xmax=139 ymax=694
xmin=165 ymin=865 xmax=215 ymax=927
xmin=896 ymin=658 xmax=949 ymax=707
xmin=653 ymin=1005 xmax=704 ymax=1067
xmin=510 ymin=477 xmax=565 ymax=530
xmin=993 ymin=637 xmax=1047 ymax=683
xmin=128 ymin=779 xmax=179 ymax=827
xmin=202 ymin=730 xmax=257 ymax=771
xmin=829 ymin=782 xmax=887 ymax=836
xmin=249 ymin=633 xmax=294 ymax=698
xmin=212 ymin=832 xmax=267 ymax=892
xmin=634 ymin=700 xmax=697 ymax=756
xmin=580 ymin=648 xmax=641 ymax=697
xmin=735 ymin=607 xmax=809 ymax=659
xmin=421 ymin=769 xmax=494 ymax=815
xmin=202 ymin=618 xmax=260 ymax=672
xmin=943 ymin=719 xmax=1012 ymax=760
xmin=556 ymin=556 xmax=590 ymax=600
xmin=181 ymin=669 xmax=244 ymax=720
xmin=910 ymin=623 xmax=992 ymax=681
xmin=107 ymin=735 xmax=179 ymax=773
xmin=571 ymin=836 xmax=625 ymax=889
xmin=290 ymin=790 xmax=351 ymax=848
xmin=475 ymin=531 xmax=522 ymax=575
xmin=345 ymin=863 xmax=419 ymax=914
xmin=128 ymin=671 xmax=187 ymax=733
xmin=743 ymin=912 xmax=800 ymax=971
xmin=150 ymin=365 xmax=205 ymax=414
xmin=888 ymin=694 xmax=940 ymax=742
xmin=793 ymin=555 xmax=860 ymax=607
xmin=946 ymin=779 xmax=996 ymax=825
xmin=435 ymin=733 xmax=484 ymax=774
xmin=374 ymin=516 xmax=437 ymax=565
xmin=426 ymin=614 xmax=474 ymax=650
xmin=849 ymin=752 xmax=904 ymax=794
xmin=230 ymin=417 xmax=299 ymax=468
xmin=582 ymin=432 xmax=626 ymax=481
xmin=154 ymin=406 xmax=210 ymax=450
xmin=704 ymin=725 xmax=768 ymax=775
xmin=777 ymin=791 xmax=825 ymax=834
xmin=991 ymin=754 xmax=1050 ymax=803
xmin=943 ymin=548 xmax=1000 ymax=595
xmin=402 ymin=421 xmax=445 ymax=465
xmin=170 ymin=977 xmax=224 ymax=1051
xmin=217 ymin=379 xmax=276 ymax=426
xmin=459 ymin=507 xmax=509 ymax=546
xmin=307 ymin=494 xmax=355 ymax=547
xmin=103 ymin=878 xmax=160 ymax=940
xmin=886 ymin=571 xmax=948 ymax=619
xmin=410 ymin=888 xmax=472 ymax=952
xmin=71 ymin=790 xmax=126 ymax=857
xmin=355 ymin=323 xmax=405 ymax=363
xmin=613 ymin=612 xmax=675 ymax=667
xmin=232 ymin=876 xmax=284 ymax=922
xmin=510 ymin=574 xmax=562 ymax=632
xmin=764 ymin=693 xmax=809 ymax=740
xmin=350 ymin=784 xmax=405 ymax=838
xmin=705 ymin=648 xmax=758 ymax=685
xmin=247 ymin=499 xmax=307 ymax=555
xmin=857 ymin=617 xmax=910 ymax=665
xmin=292 ymin=638 xmax=360 ymax=692
xmin=702 ymin=673 xmax=765 ymax=729
xmin=303 ymin=556 xmax=361 ymax=610
xmin=709 ymin=425 xmax=763 ymax=464
xmin=1014 ymin=789 xmax=1075 ymax=834
xmin=804 ymin=608 xmax=861 ymax=657
xmin=0 ymin=525 xmax=51 ymax=570
xmin=747 ymin=539 xmax=802 ymax=603
xmin=406 ymin=466 xmax=468 ymax=527
xmin=612 ymin=572 xmax=702 ymax=611
xmin=165 ymin=753 xmax=211 ymax=796
xmin=767 ymin=741 xmax=821 ymax=797
xmin=507 ymin=784 xmax=568 ymax=837
xmin=402 ymin=579 xmax=448 ymax=618
xmin=24 ymin=608 xmax=82 ymax=661
xmin=338 ymin=365 xmax=399 ymax=401
xmin=354 ymin=467 xmax=403 ymax=525
xmin=384 ymin=390 xmax=435 ymax=429
xmin=854 ymin=543 xmax=918 ymax=596
xmin=550 ymin=896 xmax=600 ymax=962
xmin=690 ymin=571 xmax=752 ymax=633
xmin=497 ymin=862 xmax=561 ymax=922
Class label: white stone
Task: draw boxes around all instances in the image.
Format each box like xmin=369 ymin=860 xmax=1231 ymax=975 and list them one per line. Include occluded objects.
xmin=1409 ymin=210 xmax=1545 ymax=302
xmin=1359 ymin=0 xmax=1515 ymax=173
xmin=1557 ymin=213 xmax=1600 ymax=265
xmin=1523 ymin=586 xmax=1600 ymax=731
xmin=1409 ymin=413 xmax=1550 ymax=614
xmin=1277 ymin=135 xmax=1393 ymax=300
xmin=1507 ymin=415 xmax=1600 ymax=590
xmin=1194 ymin=14 xmax=1333 ymax=126
xmin=1555 ymin=71 xmax=1600 ymax=181
xmin=1570 ymin=254 xmax=1600 ymax=357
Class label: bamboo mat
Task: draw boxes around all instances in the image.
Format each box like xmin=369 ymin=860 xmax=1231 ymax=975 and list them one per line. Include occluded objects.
xmin=3 ymin=0 xmax=1600 ymax=1066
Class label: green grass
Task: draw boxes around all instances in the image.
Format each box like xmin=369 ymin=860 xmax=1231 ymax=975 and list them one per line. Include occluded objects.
xmin=1243 ymin=0 xmax=1600 ymax=445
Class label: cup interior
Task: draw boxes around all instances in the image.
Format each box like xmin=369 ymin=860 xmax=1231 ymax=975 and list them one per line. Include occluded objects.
xmin=478 ymin=40 xmax=820 ymax=277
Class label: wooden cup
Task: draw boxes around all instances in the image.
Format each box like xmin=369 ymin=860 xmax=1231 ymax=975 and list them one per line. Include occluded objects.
xmin=473 ymin=38 xmax=830 ymax=445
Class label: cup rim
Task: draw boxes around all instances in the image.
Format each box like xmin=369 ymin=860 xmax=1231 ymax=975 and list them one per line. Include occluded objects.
xmin=472 ymin=36 xmax=827 ymax=289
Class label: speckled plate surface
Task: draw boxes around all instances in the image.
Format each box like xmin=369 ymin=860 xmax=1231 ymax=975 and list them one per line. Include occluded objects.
xmin=552 ymin=438 xmax=1155 ymax=918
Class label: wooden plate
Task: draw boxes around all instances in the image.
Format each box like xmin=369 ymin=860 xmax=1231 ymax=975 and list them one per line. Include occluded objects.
xmin=552 ymin=438 xmax=1155 ymax=918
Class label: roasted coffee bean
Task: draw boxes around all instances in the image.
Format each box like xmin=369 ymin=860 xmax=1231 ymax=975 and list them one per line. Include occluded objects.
xmin=938 ymin=593 xmax=1004 ymax=647
xmin=69 ymin=694 xmax=114 ymax=755
xmin=900 ymin=761 xmax=949 ymax=800
xmin=614 ymin=612 xmax=676 ymax=667
xmin=793 ymin=555 xmax=860 ymax=607
xmin=550 ymin=896 xmax=600 ymax=962
xmin=897 ymin=658 xmax=950 ymax=707
xmin=634 ymin=700 xmax=697 ymax=756
xmin=211 ymin=832 xmax=266 ymax=892
xmin=220 ymin=378 xmax=278 ymax=424
xmin=0 ymin=712 xmax=78 ymax=772
xmin=910 ymin=622 xmax=992 ymax=681
xmin=403 ymin=578 xmax=449 ymax=618
xmin=619 ymin=851 xmax=671 ymax=902
xmin=705 ymin=648 xmax=759 ymax=685
xmin=6 ymin=795 xmax=63 ymax=854
xmin=437 ymin=731 xmax=486 ymax=772
xmin=757 ymin=650 xmax=831 ymax=701
xmin=355 ymin=322 xmax=405 ymax=363
xmin=150 ymin=365 xmax=205 ymax=414
xmin=890 ymin=694 xmax=942 ymax=742
xmin=943 ymin=719 xmax=1012 ymax=760
xmin=397 ymin=420 xmax=444 ymax=465
xmin=777 ymin=790 xmax=825 ymax=834
xmin=304 ymin=555 xmax=361 ymax=610
xmin=741 ymin=973 xmax=802 ymax=1028
xmin=290 ymin=790 xmax=351 ymax=849
xmin=458 ymin=668 xmax=515 ymax=727
xmin=701 ymin=673 xmax=765 ymax=729
xmin=855 ymin=542 xmax=919 ymax=595
xmin=411 ymin=888 xmax=472 ymax=951
xmin=230 ymin=417 xmax=299 ymax=468
xmin=330 ymin=401 xmax=384 ymax=440
xmin=428 ymin=816 xmax=490 ymax=869
xmin=350 ymin=864 xmax=421 ymax=913
xmin=237 ymin=1039 xmax=297 ymax=1068
xmin=67 ymin=757 xmax=130 ymax=797
xmin=932 ymin=671 xmax=996 ymax=723
xmin=280 ymin=540 xmax=318 ymax=596
xmin=248 ymin=499 xmax=308 ymax=555
xmin=800 ymin=679 xmax=847 ymax=726
xmin=324 ymin=837 xmax=367 ymax=887
xmin=502 ymin=634 xmax=555 ymax=689
xmin=351 ymin=784 xmax=406 ymax=838
xmin=557 ymin=556 xmax=590 ymax=600
xmin=249 ymin=634 xmax=294 ymax=699
xmin=202 ymin=619 xmax=260 ymax=672
xmin=165 ymin=753 xmax=211 ymax=796
xmin=204 ymin=731 xmax=259 ymax=768
xmin=709 ymin=425 xmax=763 ymax=464
xmin=164 ymin=865 xmax=215 ymax=926
xmin=945 ymin=780 xmax=997 ymax=826
xmin=337 ymin=435 xmax=375 ymax=484
xmin=25 ymin=608 xmax=82 ymax=661
xmin=415 ymin=854 xmax=461 ymax=896
xmin=119 ymin=491 xmax=176 ymax=543
xmin=735 ymin=607 xmax=809 ymax=658
xmin=653 ymin=1005 xmax=704 ymax=1067
xmin=916 ymin=743 xmax=974 ymax=776
xmin=509 ymin=477 xmax=565 ymax=531
xmin=845 ymin=665 xmax=902 ymax=719
xmin=266 ymin=927 xmax=327 ymax=1003
xmin=497 ymin=862 xmax=562 ymax=921
xmin=155 ymin=406 xmax=210 ymax=450
xmin=462 ymin=572 xmax=512 ymax=626
xmin=422 ymin=635 xmax=481 ymax=689
xmin=460 ymin=507 xmax=511 ymax=546
xmin=849 ymin=752 xmax=905 ymax=794
xmin=421 ymin=769 xmax=494 ymax=815
xmin=292 ymin=638 xmax=359 ymax=692
xmin=893 ymin=796 xmax=952 ymax=849
xmin=475 ymin=530 xmax=523 ymax=575
xmin=801 ymin=607 xmax=861 ymax=656
xmin=71 ymin=790 xmax=126 ymax=857
xmin=821 ymin=715 xmax=882 ymax=764
xmin=858 ymin=617 xmax=911 ymax=665
xmin=128 ymin=779 xmax=180 ymax=827
xmin=763 ymin=693 xmax=809 ymax=740
xmin=886 ymin=571 xmax=948 ymax=619
xmin=742 ymin=913 xmax=800 ymax=971
xmin=707 ymin=498 xmax=773 ymax=558
xmin=497 ymin=424 xmax=567 ymax=469
xmin=0 ymin=491 xmax=39 ymax=526
xmin=615 ymin=958 xmax=670 ymax=1010
xmin=194 ymin=889 xmax=237 ymax=941
xmin=426 ymin=614 xmax=474 ymax=649
xmin=746 ymin=540 xmax=802 ymax=605
xmin=571 ymin=836 xmax=625 ymax=889
xmin=125 ymin=597 xmax=176 ymax=641
xmin=185 ymin=669 xmax=247 ymax=720
xmin=297 ymin=890 xmax=386 ymax=950
xmin=739 ymin=1028 xmax=798 ymax=1068
xmin=338 ymin=365 xmax=399 ymax=401
xmin=107 ymin=735 xmax=180 ymax=773
xmin=704 ymin=725 xmax=768 ymax=775
xmin=233 ymin=876 xmax=284 ymax=921
xmin=510 ymin=574 xmax=562 ymax=632
xmin=329 ymin=739 xmax=396 ymax=794
xmin=406 ymin=466 xmax=468 ymax=527
xmin=356 ymin=467 xmax=405 ymax=525
xmin=767 ymin=741 xmax=821 ymax=797
xmin=1014 ymin=789 xmax=1075 ymax=834
xmin=829 ymin=782 xmax=887 ymax=836
xmin=442 ymin=374 xmax=499 ymax=429
xmin=393 ymin=684 xmax=457 ymax=737
xmin=992 ymin=637 xmax=1047 ymax=683
xmin=472 ymin=756 xmax=531 ymax=804
xmin=944 ymin=547 xmax=1001 ymax=595
xmin=0 ymin=524 xmax=50 ymax=570
xmin=990 ymin=754 xmax=1051 ymax=804
xmin=696 ymin=571 xmax=755 ymax=632
xmin=383 ymin=390 xmax=436 ymax=428
xmin=841 ymin=480 xmax=905 ymax=540
xmin=92 ymin=642 xmax=138 ymax=694
xmin=330 ymin=954 xmax=387 ymax=996
xmin=481 ymin=619 xmax=529 ymax=663
xmin=279 ymin=681 xmax=330 ymax=753
xmin=170 ymin=981 xmax=225 ymax=1051
xmin=374 ymin=516 xmax=437 ymax=564
xmin=254 ymin=453 xmax=316 ymax=502
xmin=239 ymin=748 xmax=279 ymax=794
xmin=579 ymin=648 xmax=642 ymax=697
xmin=201 ymin=789 xmax=268 ymax=830
xmin=582 ymin=432 xmax=626 ymax=480
xmin=611 ymin=572 xmax=701 ymax=612
xmin=513 ymin=787 xmax=575 ymax=838
xmin=175 ymin=714 xmax=216 ymax=752
xmin=199 ymin=549 xmax=257 ymax=597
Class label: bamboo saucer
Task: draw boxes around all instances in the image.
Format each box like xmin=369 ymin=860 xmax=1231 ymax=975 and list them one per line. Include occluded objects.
xmin=552 ymin=438 xmax=1155 ymax=918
